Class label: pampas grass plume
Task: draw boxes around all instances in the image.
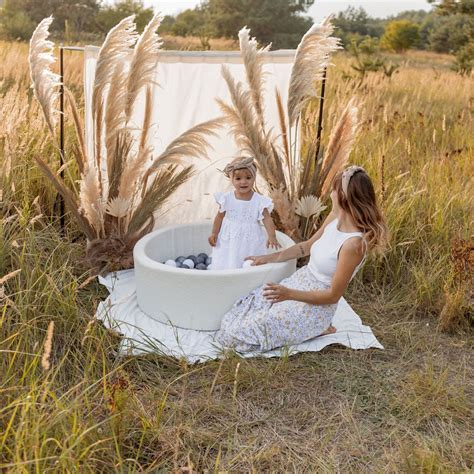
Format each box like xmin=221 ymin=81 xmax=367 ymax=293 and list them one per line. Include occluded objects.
xmin=41 ymin=321 xmax=54 ymax=371
xmin=28 ymin=16 xmax=61 ymax=136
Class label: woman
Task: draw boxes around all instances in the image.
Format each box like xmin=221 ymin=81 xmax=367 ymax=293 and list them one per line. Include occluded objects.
xmin=215 ymin=166 xmax=388 ymax=353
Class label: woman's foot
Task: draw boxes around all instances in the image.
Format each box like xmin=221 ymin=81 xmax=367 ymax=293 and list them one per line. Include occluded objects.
xmin=321 ymin=325 xmax=336 ymax=336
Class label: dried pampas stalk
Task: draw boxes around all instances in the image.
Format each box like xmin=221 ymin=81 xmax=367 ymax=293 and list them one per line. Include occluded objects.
xmin=65 ymin=88 xmax=86 ymax=173
xmin=109 ymin=132 xmax=133 ymax=202
xmin=154 ymin=117 xmax=221 ymax=163
xmin=125 ymin=13 xmax=163 ymax=120
xmin=287 ymin=17 xmax=340 ymax=127
xmin=139 ymin=86 xmax=153 ymax=151
xmin=29 ymin=16 xmax=61 ymax=136
xmin=34 ymin=156 xmax=96 ymax=240
xmin=140 ymin=117 xmax=222 ymax=191
xmin=129 ymin=165 xmax=193 ymax=236
xmin=92 ymin=15 xmax=137 ymax=119
xmin=219 ymin=65 xmax=258 ymax=151
xmin=238 ymin=26 xmax=270 ymax=128
xmin=105 ymin=62 xmax=128 ymax=176
xmin=275 ymin=87 xmax=290 ymax=172
xmin=271 ymin=187 xmax=301 ymax=241
xmin=79 ymin=166 xmax=104 ymax=237
xmin=41 ymin=321 xmax=54 ymax=371
xmin=94 ymin=97 xmax=104 ymax=193
xmin=217 ymin=97 xmax=254 ymax=155
xmin=118 ymin=87 xmax=154 ymax=201
xmin=320 ymin=98 xmax=360 ymax=196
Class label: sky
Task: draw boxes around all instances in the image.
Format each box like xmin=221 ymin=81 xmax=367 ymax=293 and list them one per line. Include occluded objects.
xmin=144 ymin=1 xmax=433 ymax=20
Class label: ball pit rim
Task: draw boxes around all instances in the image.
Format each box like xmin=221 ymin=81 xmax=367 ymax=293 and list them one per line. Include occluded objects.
xmin=133 ymin=221 xmax=295 ymax=277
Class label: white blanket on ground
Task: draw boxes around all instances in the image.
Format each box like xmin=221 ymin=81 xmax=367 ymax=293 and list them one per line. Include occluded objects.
xmin=96 ymin=270 xmax=383 ymax=363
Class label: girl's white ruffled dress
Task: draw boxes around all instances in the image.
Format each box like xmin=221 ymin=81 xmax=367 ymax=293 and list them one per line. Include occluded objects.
xmin=212 ymin=191 xmax=273 ymax=270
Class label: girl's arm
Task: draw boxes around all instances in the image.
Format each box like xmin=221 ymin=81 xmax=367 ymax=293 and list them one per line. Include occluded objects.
xmin=264 ymin=236 xmax=365 ymax=305
xmin=247 ymin=211 xmax=336 ymax=265
xmin=208 ymin=211 xmax=225 ymax=247
xmin=261 ymin=208 xmax=280 ymax=249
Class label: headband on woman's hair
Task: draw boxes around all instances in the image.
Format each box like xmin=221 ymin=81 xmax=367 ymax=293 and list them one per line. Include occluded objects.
xmin=341 ymin=165 xmax=365 ymax=196
xmin=223 ymin=157 xmax=257 ymax=178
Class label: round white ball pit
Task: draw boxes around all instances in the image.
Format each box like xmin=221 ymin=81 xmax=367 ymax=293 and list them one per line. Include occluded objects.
xmin=133 ymin=222 xmax=296 ymax=331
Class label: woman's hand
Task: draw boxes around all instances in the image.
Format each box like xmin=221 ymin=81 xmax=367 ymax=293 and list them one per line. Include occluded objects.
xmin=208 ymin=233 xmax=218 ymax=247
xmin=245 ymin=254 xmax=272 ymax=266
xmin=263 ymin=283 xmax=291 ymax=303
xmin=266 ymin=236 xmax=281 ymax=249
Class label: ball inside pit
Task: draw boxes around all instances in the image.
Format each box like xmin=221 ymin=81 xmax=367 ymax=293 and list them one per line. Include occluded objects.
xmin=163 ymin=254 xmax=255 ymax=270
xmin=164 ymin=253 xmax=212 ymax=270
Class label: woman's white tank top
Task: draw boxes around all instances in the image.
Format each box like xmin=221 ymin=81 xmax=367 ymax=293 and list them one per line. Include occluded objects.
xmin=308 ymin=218 xmax=365 ymax=285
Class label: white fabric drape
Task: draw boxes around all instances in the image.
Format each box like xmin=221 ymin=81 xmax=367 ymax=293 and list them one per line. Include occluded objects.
xmin=83 ymin=47 xmax=296 ymax=227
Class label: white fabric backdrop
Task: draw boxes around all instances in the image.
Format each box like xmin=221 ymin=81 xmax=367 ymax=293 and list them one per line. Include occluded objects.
xmin=83 ymin=48 xmax=296 ymax=227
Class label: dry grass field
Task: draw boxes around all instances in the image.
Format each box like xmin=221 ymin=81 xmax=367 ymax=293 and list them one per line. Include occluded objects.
xmin=1 ymin=38 xmax=473 ymax=472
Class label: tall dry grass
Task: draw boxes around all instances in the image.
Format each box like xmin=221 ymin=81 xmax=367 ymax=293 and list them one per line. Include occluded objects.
xmin=1 ymin=41 xmax=473 ymax=471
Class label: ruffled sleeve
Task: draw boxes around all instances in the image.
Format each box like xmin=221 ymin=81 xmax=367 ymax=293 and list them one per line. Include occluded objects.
xmin=214 ymin=191 xmax=228 ymax=213
xmin=257 ymin=194 xmax=274 ymax=221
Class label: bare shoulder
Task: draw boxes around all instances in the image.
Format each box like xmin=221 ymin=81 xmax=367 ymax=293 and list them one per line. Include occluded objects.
xmin=340 ymin=236 xmax=365 ymax=261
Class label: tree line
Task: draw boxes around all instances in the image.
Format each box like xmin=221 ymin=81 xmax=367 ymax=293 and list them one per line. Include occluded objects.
xmin=334 ymin=0 xmax=473 ymax=75
xmin=0 ymin=0 xmax=472 ymax=73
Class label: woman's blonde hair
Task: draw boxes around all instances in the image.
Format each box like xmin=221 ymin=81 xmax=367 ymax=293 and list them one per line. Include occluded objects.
xmin=332 ymin=168 xmax=389 ymax=254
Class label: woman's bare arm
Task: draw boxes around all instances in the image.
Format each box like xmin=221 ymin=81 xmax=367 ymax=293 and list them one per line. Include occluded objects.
xmin=264 ymin=236 xmax=365 ymax=304
xmin=249 ymin=212 xmax=336 ymax=265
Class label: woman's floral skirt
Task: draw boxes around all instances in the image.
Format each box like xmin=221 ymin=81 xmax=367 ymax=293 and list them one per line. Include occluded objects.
xmin=215 ymin=265 xmax=337 ymax=353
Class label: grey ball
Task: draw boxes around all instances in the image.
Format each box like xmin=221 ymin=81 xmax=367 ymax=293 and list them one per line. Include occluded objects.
xmin=205 ymin=257 xmax=212 ymax=266
xmin=196 ymin=263 xmax=207 ymax=270
xmin=186 ymin=255 xmax=198 ymax=264
xmin=196 ymin=255 xmax=206 ymax=264
xmin=198 ymin=253 xmax=208 ymax=260
xmin=175 ymin=256 xmax=186 ymax=264
xmin=181 ymin=264 xmax=190 ymax=269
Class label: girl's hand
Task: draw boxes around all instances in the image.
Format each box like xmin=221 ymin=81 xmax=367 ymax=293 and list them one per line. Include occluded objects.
xmin=208 ymin=233 xmax=218 ymax=247
xmin=267 ymin=236 xmax=281 ymax=249
xmin=263 ymin=283 xmax=291 ymax=303
xmin=245 ymin=255 xmax=271 ymax=266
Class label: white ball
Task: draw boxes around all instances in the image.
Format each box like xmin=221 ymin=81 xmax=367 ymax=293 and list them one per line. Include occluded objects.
xmin=242 ymin=260 xmax=253 ymax=268
xmin=183 ymin=258 xmax=195 ymax=269
xmin=165 ymin=259 xmax=177 ymax=267
xmin=207 ymin=263 xmax=213 ymax=270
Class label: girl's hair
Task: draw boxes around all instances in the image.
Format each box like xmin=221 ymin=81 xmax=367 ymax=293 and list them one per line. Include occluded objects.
xmin=332 ymin=168 xmax=389 ymax=254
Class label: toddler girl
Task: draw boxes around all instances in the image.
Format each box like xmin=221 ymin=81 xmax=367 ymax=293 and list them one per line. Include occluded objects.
xmin=208 ymin=157 xmax=280 ymax=270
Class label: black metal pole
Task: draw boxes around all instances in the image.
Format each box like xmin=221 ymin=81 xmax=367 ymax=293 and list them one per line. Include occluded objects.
xmin=314 ymin=67 xmax=327 ymax=164
xmin=59 ymin=45 xmax=65 ymax=233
